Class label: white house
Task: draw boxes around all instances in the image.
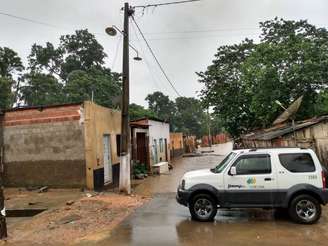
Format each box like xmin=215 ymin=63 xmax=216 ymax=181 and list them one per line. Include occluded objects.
xmin=130 ymin=117 xmax=170 ymax=171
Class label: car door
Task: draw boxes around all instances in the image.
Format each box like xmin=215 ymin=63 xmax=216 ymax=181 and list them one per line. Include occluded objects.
xmin=223 ymin=153 xmax=277 ymax=206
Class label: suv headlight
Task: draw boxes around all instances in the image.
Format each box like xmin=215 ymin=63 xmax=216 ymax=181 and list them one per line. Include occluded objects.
xmin=181 ymin=179 xmax=185 ymax=190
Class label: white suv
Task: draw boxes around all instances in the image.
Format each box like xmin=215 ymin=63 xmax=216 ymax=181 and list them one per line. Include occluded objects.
xmin=176 ymin=148 xmax=328 ymax=224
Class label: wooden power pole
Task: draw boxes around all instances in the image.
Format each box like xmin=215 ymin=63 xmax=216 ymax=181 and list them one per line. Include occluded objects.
xmin=119 ymin=2 xmax=134 ymax=194
xmin=0 ymin=109 xmax=7 ymax=239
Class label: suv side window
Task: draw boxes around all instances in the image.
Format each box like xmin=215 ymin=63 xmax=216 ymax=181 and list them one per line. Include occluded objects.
xmin=234 ymin=154 xmax=271 ymax=175
xmin=278 ymin=153 xmax=315 ymax=173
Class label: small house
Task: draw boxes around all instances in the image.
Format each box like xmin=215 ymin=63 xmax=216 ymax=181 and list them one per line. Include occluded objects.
xmin=170 ymin=132 xmax=184 ymax=159
xmin=241 ymin=115 xmax=328 ymax=166
xmin=130 ymin=117 xmax=170 ymax=171
xmin=1 ymin=101 xmax=122 ymax=190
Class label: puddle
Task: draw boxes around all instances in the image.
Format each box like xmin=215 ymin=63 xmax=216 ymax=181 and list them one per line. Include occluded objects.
xmin=6 ymin=208 xmax=47 ymax=217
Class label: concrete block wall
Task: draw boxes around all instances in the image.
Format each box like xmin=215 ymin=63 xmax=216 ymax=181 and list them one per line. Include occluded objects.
xmin=3 ymin=104 xmax=86 ymax=188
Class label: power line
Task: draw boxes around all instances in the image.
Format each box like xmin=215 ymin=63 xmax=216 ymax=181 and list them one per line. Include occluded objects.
xmin=132 ymin=16 xmax=182 ymax=97
xmin=134 ymin=0 xmax=201 ymax=9
xmin=131 ymin=19 xmax=171 ymax=94
xmin=0 ymin=11 xmax=68 ymax=30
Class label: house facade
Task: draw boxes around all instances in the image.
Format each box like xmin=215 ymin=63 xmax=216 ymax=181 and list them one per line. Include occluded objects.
xmin=170 ymin=132 xmax=184 ymax=159
xmin=130 ymin=117 xmax=170 ymax=171
xmin=241 ymin=116 xmax=328 ymax=167
xmin=1 ymin=101 xmax=121 ymax=190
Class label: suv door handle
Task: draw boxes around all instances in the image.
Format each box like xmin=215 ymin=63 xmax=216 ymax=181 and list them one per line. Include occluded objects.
xmin=264 ymin=178 xmax=272 ymax=181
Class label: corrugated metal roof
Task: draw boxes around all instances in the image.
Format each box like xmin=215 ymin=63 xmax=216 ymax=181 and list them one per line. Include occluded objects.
xmin=242 ymin=116 xmax=328 ymax=141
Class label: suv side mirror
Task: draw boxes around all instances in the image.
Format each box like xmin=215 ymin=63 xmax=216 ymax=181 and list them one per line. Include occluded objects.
xmin=230 ymin=166 xmax=237 ymax=176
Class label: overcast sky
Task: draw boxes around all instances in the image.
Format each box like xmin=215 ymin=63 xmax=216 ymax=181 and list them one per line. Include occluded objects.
xmin=1 ymin=0 xmax=328 ymax=107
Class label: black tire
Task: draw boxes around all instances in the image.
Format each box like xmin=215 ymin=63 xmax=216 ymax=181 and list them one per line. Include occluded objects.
xmin=288 ymin=194 xmax=321 ymax=224
xmin=189 ymin=194 xmax=217 ymax=222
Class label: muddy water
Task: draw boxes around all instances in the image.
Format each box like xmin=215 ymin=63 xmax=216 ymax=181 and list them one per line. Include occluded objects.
xmin=133 ymin=142 xmax=233 ymax=196
xmin=92 ymin=143 xmax=328 ymax=245
xmin=96 ymin=193 xmax=328 ymax=246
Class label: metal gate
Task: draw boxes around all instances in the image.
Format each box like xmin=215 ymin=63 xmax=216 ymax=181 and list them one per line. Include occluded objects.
xmin=103 ymin=135 xmax=112 ymax=184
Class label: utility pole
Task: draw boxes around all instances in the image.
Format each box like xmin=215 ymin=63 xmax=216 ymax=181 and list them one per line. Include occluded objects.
xmin=119 ymin=2 xmax=134 ymax=194
xmin=0 ymin=109 xmax=7 ymax=239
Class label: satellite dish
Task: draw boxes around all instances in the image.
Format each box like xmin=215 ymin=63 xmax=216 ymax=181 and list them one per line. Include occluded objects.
xmin=105 ymin=27 xmax=117 ymax=36
xmin=273 ymin=96 xmax=303 ymax=125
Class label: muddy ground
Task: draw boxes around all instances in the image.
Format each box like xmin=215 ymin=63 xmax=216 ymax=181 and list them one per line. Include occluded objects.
xmin=3 ymin=192 xmax=148 ymax=245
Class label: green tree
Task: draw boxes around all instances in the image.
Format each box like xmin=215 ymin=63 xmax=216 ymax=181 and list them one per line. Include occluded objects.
xmin=0 ymin=78 xmax=13 ymax=109
xmin=145 ymin=91 xmax=175 ymax=123
xmin=174 ymin=97 xmax=207 ymax=137
xmin=24 ymin=29 xmax=121 ymax=107
xmin=28 ymin=42 xmax=63 ymax=77
xmin=59 ymin=29 xmax=107 ymax=80
xmin=0 ymin=47 xmax=24 ymax=78
xmin=199 ymin=18 xmax=328 ymax=137
xmin=20 ymin=73 xmax=64 ymax=106
xmin=242 ymin=19 xmax=328 ymax=127
xmin=198 ymin=39 xmax=256 ymax=136
xmin=315 ymin=90 xmax=328 ymax=115
xmin=129 ymin=103 xmax=156 ymax=121
xmin=0 ymin=47 xmax=24 ymax=108
xmin=64 ymin=68 xmax=121 ymax=107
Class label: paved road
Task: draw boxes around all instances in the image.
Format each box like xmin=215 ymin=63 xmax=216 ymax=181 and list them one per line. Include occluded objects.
xmin=97 ymin=143 xmax=328 ymax=246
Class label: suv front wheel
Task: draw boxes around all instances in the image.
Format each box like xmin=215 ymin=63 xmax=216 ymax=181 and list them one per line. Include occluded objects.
xmin=189 ymin=194 xmax=217 ymax=222
xmin=289 ymin=194 xmax=321 ymax=224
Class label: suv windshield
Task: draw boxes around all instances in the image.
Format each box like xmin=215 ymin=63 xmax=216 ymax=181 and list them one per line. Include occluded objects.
xmin=211 ymin=152 xmax=236 ymax=173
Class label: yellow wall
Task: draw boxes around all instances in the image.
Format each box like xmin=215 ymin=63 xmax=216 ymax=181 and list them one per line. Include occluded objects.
xmin=170 ymin=132 xmax=184 ymax=150
xmin=83 ymin=101 xmax=121 ymax=189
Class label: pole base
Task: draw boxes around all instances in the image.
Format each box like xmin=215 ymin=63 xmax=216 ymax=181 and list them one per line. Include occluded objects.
xmin=119 ymin=153 xmax=131 ymax=194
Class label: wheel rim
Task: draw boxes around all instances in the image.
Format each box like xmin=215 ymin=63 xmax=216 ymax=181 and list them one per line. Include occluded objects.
xmin=296 ymin=200 xmax=317 ymax=222
xmin=194 ymin=198 xmax=213 ymax=219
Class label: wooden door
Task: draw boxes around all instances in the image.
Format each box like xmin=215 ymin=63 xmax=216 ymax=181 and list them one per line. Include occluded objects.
xmin=164 ymin=138 xmax=168 ymax=161
xmin=137 ymin=133 xmax=147 ymax=165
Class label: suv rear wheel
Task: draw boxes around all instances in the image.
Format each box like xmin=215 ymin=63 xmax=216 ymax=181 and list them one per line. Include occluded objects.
xmin=189 ymin=194 xmax=217 ymax=222
xmin=288 ymin=194 xmax=321 ymax=224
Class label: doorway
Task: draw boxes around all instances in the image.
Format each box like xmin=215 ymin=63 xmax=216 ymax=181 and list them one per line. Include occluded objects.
xmin=136 ymin=132 xmax=147 ymax=165
xmin=164 ymin=138 xmax=168 ymax=161
xmin=103 ymin=134 xmax=112 ymax=184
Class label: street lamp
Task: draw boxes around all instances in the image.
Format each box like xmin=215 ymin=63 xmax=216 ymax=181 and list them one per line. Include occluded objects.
xmin=105 ymin=25 xmax=142 ymax=61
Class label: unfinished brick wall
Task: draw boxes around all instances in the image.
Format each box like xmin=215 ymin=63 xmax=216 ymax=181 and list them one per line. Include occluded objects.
xmin=3 ymin=104 xmax=86 ymax=188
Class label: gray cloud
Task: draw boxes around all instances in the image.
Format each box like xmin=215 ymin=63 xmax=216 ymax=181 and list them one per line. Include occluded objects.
xmin=1 ymin=0 xmax=327 ymax=106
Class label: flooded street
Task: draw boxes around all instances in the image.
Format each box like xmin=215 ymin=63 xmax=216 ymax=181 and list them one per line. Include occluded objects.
xmin=93 ymin=143 xmax=328 ymax=246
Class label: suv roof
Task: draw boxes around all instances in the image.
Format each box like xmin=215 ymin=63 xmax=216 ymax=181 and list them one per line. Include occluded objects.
xmin=232 ymin=147 xmax=309 ymax=155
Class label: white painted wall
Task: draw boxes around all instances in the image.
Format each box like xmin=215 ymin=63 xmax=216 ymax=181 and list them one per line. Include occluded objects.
xmin=148 ymin=120 xmax=170 ymax=164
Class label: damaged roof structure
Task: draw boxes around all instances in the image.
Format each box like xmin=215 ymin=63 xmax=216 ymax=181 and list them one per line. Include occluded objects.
xmin=241 ymin=115 xmax=328 ymax=166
